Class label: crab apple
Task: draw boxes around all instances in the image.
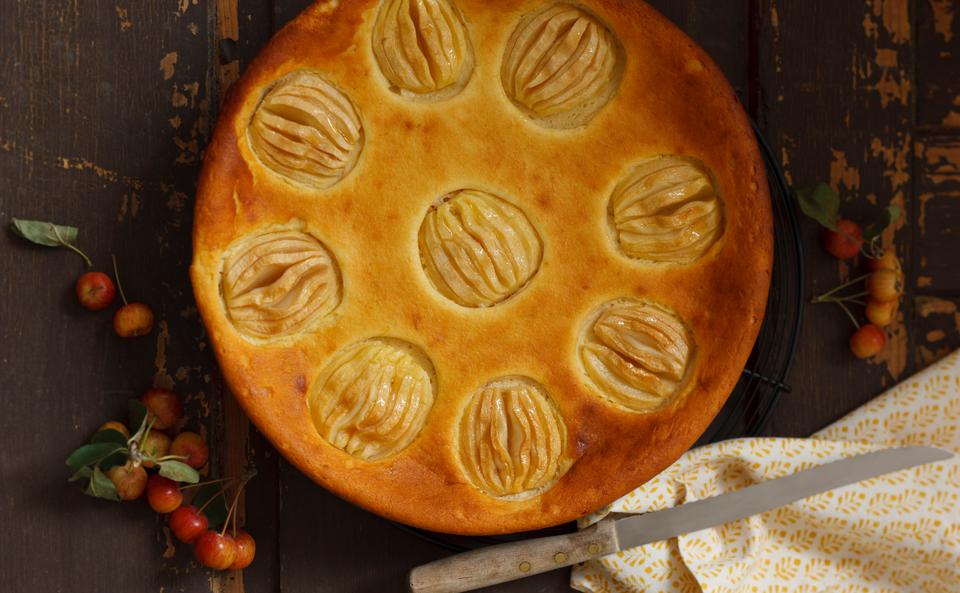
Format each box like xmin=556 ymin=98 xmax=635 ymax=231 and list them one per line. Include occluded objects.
xmin=141 ymin=388 xmax=183 ymax=431
xmin=850 ymin=324 xmax=887 ymax=359
xmin=113 ymin=302 xmax=154 ymax=338
xmin=865 ymin=298 xmax=898 ymax=327
xmin=146 ymin=475 xmax=183 ymax=514
xmin=229 ymin=530 xmax=256 ymax=570
xmin=867 ymin=269 xmax=902 ymax=303
xmin=75 ymin=272 xmax=116 ymax=311
xmin=140 ymin=431 xmax=171 ymax=469
xmin=169 ymin=505 xmax=208 ymax=543
xmin=194 ymin=531 xmax=237 ymax=570
xmin=170 ymin=432 xmax=209 ymax=469
xmin=97 ymin=421 xmax=130 ymax=440
xmin=867 ymin=249 xmax=901 ymax=273
xmin=107 ymin=461 xmax=148 ymax=501
xmin=821 ymin=219 xmax=863 ymax=260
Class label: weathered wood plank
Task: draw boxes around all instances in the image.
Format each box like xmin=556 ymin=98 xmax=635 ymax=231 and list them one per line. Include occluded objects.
xmin=914 ymin=135 xmax=960 ymax=294
xmin=0 ymin=1 xmax=222 ymax=592
xmin=916 ymin=0 xmax=960 ymax=128
xmin=913 ymin=131 xmax=960 ymax=367
xmin=914 ymin=295 xmax=960 ymax=367
xmin=753 ymin=0 xmax=916 ymax=437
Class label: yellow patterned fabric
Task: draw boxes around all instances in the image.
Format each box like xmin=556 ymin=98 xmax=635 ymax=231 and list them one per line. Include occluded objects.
xmin=572 ymin=349 xmax=960 ymax=593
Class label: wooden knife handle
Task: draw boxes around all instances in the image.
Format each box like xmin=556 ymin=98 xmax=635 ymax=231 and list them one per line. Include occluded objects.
xmin=407 ymin=518 xmax=619 ymax=593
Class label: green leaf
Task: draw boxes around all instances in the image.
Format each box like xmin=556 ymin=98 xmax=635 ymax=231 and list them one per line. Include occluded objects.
xmin=863 ymin=206 xmax=903 ymax=242
xmin=795 ymin=183 xmax=840 ymax=231
xmin=10 ymin=218 xmax=79 ymax=247
xmin=68 ymin=466 xmax=93 ymax=483
xmin=66 ymin=443 xmax=127 ymax=471
xmin=90 ymin=429 xmax=128 ymax=446
xmin=84 ymin=466 xmax=120 ymax=502
xmin=193 ymin=484 xmax=229 ymax=528
xmin=128 ymin=400 xmax=148 ymax=438
xmin=158 ymin=460 xmax=199 ymax=484
xmin=100 ymin=451 xmax=128 ymax=471
xmin=90 ymin=429 xmax=129 ymax=468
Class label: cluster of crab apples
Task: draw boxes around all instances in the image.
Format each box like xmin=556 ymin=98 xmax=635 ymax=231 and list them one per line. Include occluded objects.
xmin=820 ymin=220 xmax=904 ymax=359
xmin=95 ymin=389 xmax=255 ymax=571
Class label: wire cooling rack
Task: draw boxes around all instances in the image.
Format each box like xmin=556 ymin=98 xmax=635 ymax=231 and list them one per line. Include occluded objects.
xmin=396 ymin=124 xmax=805 ymax=552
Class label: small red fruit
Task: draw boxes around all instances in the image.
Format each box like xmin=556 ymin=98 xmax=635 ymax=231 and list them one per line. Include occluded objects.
xmin=850 ymin=324 xmax=887 ymax=359
xmin=141 ymin=431 xmax=171 ymax=469
xmin=141 ymin=388 xmax=183 ymax=431
xmin=170 ymin=432 xmax=209 ymax=469
xmin=113 ymin=302 xmax=154 ymax=338
xmin=230 ymin=530 xmax=256 ymax=570
xmin=867 ymin=249 xmax=900 ymax=273
xmin=194 ymin=531 xmax=237 ymax=570
xmin=169 ymin=505 xmax=209 ymax=543
xmin=97 ymin=421 xmax=130 ymax=440
xmin=75 ymin=272 xmax=116 ymax=311
xmin=865 ymin=298 xmax=898 ymax=327
xmin=107 ymin=461 xmax=148 ymax=501
xmin=146 ymin=475 xmax=183 ymax=514
xmin=821 ymin=219 xmax=863 ymax=260
xmin=866 ymin=269 xmax=902 ymax=303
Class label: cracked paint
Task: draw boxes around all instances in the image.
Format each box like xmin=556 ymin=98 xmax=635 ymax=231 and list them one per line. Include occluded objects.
xmin=829 ymin=149 xmax=862 ymax=191
xmin=160 ymin=52 xmax=178 ymax=81
xmin=115 ymin=6 xmax=132 ymax=32
xmin=154 ymin=320 xmax=174 ymax=390
xmin=56 ymin=155 xmax=145 ymax=190
xmin=930 ymin=0 xmax=955 ymax=42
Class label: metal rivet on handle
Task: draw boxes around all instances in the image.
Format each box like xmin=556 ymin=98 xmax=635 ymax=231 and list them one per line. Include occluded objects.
xmin=518 ymin=561 xmax=531 ymax=572
xmin=553 ymin=552 xmax=567 ymax=563
xmin=588 ymin=543 xmax=600 ymax=555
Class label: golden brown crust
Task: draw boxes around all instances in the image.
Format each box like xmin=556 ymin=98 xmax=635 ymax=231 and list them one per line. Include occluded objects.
xmin=191 ymin=0 xmax=772 ymax=534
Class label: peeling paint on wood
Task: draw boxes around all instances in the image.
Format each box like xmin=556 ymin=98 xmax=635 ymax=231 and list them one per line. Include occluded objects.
xmin=829 ymin=149 xmax=862 ymax=191
xmin=917 ymin=296 xmax=958 ymax=317
xmin=160 ymin=52 xmax=179 ymax=81
xmin=115 ymin=5 xmax=132 ymax=31
xmin=929 ymin=0 xmax=955 ymax=42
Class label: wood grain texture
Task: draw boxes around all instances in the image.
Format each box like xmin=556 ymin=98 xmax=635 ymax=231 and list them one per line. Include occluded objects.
xmin=210 ymin=2 xmax=249 ymax=593
xmin=0 ymin=0 xmax=958 ymax=592
xmin=755 ymin=0 xmax=917 ymax=436
xmin=0 ymin=1 xmax=224 ymax=592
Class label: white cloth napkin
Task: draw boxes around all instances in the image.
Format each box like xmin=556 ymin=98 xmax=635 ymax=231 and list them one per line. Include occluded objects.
xmin=571 ymin=349 xmax=960 ymax=593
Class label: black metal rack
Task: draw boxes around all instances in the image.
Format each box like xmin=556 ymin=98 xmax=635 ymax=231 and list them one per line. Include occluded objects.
xmin=397 ymin=125 xmax=805 ymax=552
xmin=695 ymin=123 xmax=804 ymax=444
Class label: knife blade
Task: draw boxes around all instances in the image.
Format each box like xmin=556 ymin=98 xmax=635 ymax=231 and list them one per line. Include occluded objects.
xmin=408 ymin=446 xmax=953 ymax=593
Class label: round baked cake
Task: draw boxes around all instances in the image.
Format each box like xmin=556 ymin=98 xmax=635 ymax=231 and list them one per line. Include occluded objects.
xmin=191 ymin=0 xmax=772 ymax=534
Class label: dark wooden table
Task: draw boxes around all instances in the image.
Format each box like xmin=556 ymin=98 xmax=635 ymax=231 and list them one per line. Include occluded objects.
xmin=1 ymin=1 xmax=958 ymax=591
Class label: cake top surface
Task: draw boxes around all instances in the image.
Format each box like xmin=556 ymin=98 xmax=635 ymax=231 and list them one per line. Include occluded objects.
xmin=191 ymin=0 xmax=772 ymax=534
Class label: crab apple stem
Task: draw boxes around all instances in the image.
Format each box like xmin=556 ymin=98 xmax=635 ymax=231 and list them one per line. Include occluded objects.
xmin=835 ymin=300 xmax=860 ymax=329
xmin=197 ymin=484 xmax=229 ymax=514
xmin=62 ymin=242 xmax=93 ymax=267
xmin=50 ymin=224 xmax=93 ymax=267
xmin=232 ymin=495 xmax=238 ymax=538
xmin=814 ymin=273 xmax=871 ymax=302
xmin=111 ymin=254 xmax=129 ymax=305
xmin=181 ymin=476 xmax=237 ymax=491
xmin=862 ymin=236 xmax=884 ymax=259
xmin=221 ymin=474 xmax=254 ymax=537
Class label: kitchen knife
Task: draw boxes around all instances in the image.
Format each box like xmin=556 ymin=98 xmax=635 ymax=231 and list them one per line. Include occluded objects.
xmin=408 ymin=446 xmax=953 ymax=593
